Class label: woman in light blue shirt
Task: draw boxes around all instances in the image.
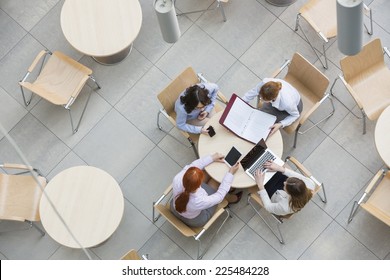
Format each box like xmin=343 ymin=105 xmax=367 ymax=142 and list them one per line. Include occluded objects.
xmin=175 ymin=83 xmax=219 ymax=134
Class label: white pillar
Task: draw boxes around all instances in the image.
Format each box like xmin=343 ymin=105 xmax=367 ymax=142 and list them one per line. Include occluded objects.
xmin=154 ymin=0 xmax=181 ymax=43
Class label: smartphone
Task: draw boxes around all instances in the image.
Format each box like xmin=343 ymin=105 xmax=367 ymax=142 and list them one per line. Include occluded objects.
xmin=207 ymin=125 xmax=216 ymax=137
xmin=224 ymin=146 xmax=241 ymax=167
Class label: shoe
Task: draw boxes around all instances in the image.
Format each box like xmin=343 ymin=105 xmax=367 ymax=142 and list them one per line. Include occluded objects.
xmin=228 ymin=187 xmax=237 ymax=194
xmin=228 ymin=191 xmax=243 ymax=205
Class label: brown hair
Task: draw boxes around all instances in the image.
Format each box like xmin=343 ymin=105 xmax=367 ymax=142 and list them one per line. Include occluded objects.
xmin=285 ymin=177 xmax=312 ymax=213
xmin=175 ymin=167 xmax=204 ymax=213
xmin=259 ymin=81 xmax=282 ymax=101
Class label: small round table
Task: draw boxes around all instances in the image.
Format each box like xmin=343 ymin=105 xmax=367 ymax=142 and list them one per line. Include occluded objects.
xmin=375 ymin=105 xmax=390 ymax=167
xmin=198 ymin=111 xmax=284 ymax=188
xmin=39 ymin=166 xmax=124 ymax=248
xmin=61 ymin=0 xmax=142 ymax=65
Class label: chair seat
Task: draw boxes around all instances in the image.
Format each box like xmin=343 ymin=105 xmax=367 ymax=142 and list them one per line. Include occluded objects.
xmin=300 ymin=0 xmax=337 ymax=39
xmin=24 ymin=51 xmax=92 ymax=105
xmin=0 ymin=173 xmax=46 ymax=221
xmin=361 ymin=172 xmax=390 ymax=226
xmin=348 ymin=65 xmax=390 ymax=120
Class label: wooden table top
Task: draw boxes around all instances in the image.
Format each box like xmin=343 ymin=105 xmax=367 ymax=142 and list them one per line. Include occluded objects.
xmin=39 ymin=166 xmax=124 ymax=248
xmin=198 ymin=111 xmax=284 ymax=188
xmin=60 ymin=0 xmax=142 ymax=57
xmin=375 ymin=105 xmax=390 ymax=167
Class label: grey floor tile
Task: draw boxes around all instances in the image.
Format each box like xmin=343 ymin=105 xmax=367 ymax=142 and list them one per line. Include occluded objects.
xmin=0 ymin=34 xmax=45 ymax=107
xmin=197 ymin=0 xmax=276 ymax=58
xmin=139 ymin=230 xmax=191 ymax=260
xmin=29 ymin=0 xmax=84 ymax=60
xmin=49 ymin=247 xmax=100 ymax=260
xmin=0 ymin=0 xmax=59 ymax=31
xmin=0 ymin=9 xmax=26 ymax=60
xmin=330 ymin=112 xmax=383 ymax=173
xmin=336 ymin=188 xmax=390 ymax=260
xmin=0 ymin=86 xmax=27 ymax=138
xmin=371 ymin=0 xmax=390 ymax=34
xmin=301 ymin=221 xmax=378 ymax=260
xmin=303 ymin=137 xmax=373 ymax=218
xmin=256 ymin=0 xmax=288 ymax=17
xmin=73 ymin=109 xmax=155 ymax=182
xmin=175 ymin=0 xmax=215 ymax=22
xmin=46 ymin=151 xmax=87 ymax=181
xmin=156 ymin=24 xmax=236 ymax=82
xmin=30 ymin=85 xmax=111 ymax=148
xmin=0 ymin=251 xmax=7 ymax=260
xmin=0 ymin=114 xmax=70 ymax=175
xmin=121 ymin=147 xmax=181 ymax=221
xmin=216 ymin=225 xmax=284 ymax=260
xmin=91 ymin=200 xmax=158 ymax=260
xmin=80 ymin=48 xmax=153 ymax=106
xmin=115 ymin=66 xmax=172 ymax=144
xmin=247 ymin=201 xmax=332 ymax=259
xmin=134 ymin=0 xmax=192 ymax=64
xmin=0 ymin=221 xmax=59 ymax=259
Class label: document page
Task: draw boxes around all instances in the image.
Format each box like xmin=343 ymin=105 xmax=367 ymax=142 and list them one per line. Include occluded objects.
xmin=220 ymin=94 xmax=276 ymax=144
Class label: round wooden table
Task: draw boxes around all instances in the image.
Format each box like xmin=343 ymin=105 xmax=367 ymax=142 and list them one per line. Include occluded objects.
xmin=375 ymin=105 xmax=390 ymax=167
xmin=198 ymin=111 xmax=284 ymax=188
xmin=61 ymin=0 xmax=142 ymax=65
xmin=39 ymin=166 xmax=124 ymax=248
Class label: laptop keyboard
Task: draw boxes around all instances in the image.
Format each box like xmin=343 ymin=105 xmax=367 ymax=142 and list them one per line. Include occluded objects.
xmin=248 ymin=151 xmax=276 ymax=177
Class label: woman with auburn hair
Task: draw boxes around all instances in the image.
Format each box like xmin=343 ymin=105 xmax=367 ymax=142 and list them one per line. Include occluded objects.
xmin=253 ymin=161 xmax=314 ymax=216
xmin=243 ymin=78 xmax=302 ymax=136
xmin=171 ymin=153 xmax=242 ymax=227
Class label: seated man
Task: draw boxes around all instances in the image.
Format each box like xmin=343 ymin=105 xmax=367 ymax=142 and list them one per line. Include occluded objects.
xmin=243 ymin=78 xmax=302 ymax=135
xmin=175 ymin=83 xmax=219 ymax=135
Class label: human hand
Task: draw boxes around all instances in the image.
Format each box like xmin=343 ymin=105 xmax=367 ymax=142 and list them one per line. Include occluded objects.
xmin=212 ymin=152 xmax=224 ymax=163
xmin=229 ymin=162 xmax=240 ymax=174
xmin=198 ymin=111 xmax=208 ymax=120
xmin=254 ymin=169 xmax=265 ymax=189
xmin=201 ymin=127 xmax=209 ymax=135
xmin=263 ymin=161 xmax=284 ymax=173
xmin=269 ymin=122 xmax=283 ymax=136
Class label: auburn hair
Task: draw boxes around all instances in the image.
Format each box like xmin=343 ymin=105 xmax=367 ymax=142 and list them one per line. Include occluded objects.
xmin=259 ymin=81 xmax=282 ymax=101
xmin=175 ymin=167 xmax=204 ymax=213
xmin=180 ymin=84 xmax=211 ymax=113
xmin=285 ymin=177 xmax=312 ymax=213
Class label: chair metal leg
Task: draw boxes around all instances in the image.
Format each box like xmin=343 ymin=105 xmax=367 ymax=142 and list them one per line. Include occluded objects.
xmin=247 ymin=195 xmax=284 ymax=244
xmin=20 ymin=86 xmax=34 ymax=106
xmin=67 ymin=89 xmax=93 ymax=134
xmin=196 ymin=208 xmax=230 ymax=259
xmin=293 ymin=125 xmax=300 ymax=148
xmin=348 ymin=201 xmax=359 ymax=223
xmin=316 ymin=183 xmax=327 ymax=203
xmin=363 ymin=4 xmax=373 ymax=35
xmin=89 ymin=75 xmax=101 ymax=89
xmin=26 ymin=220 xmax=45 ymax=236
xmin=175 ymin=0 xmax=227 ymax=22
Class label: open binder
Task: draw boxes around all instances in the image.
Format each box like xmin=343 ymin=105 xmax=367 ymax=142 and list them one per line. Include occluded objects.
xmin=219 ymin=94 xmax=276 ymax=144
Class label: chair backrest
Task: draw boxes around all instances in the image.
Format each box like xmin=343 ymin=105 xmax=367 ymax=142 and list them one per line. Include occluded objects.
xmin=157 ymin=67 xmax=199 ymax=117
xmin=340 ymin=38 xmax=385 ymax=83
xmin=361 ymin=171 xmax=390 ymax=226
xmin=299 ymin=0 xmax=337 ymax=39
xmin=0 ymin=173 xmax=46 ymax=222
xmin=121 ymin=249 xmax=142 ymax=260
xmin=285 ymin=52 xmax=329 ymax=100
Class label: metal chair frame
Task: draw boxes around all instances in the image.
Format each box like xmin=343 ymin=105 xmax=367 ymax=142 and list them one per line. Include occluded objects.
xmin=19 ymin=50 xmax=101 ymax=134
xmin=174 ymin=0 xmax=227 ymax=22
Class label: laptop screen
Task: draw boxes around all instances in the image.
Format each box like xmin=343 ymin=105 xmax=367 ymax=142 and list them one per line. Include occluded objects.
xmin=240 ymin=139 xmax=267 ymax=170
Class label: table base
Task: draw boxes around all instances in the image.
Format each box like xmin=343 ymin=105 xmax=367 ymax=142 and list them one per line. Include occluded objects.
xmin=265 ymin=0 xmax=297 ymax=6
xmin=92 ymin=44 xmax=133 ymax=65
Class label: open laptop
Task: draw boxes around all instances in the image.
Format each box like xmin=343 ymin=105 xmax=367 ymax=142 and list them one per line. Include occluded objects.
xmin=240 ymin=139 xmax=284 ymax=184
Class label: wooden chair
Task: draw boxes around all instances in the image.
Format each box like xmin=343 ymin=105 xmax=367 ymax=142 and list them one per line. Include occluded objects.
xmin=175 ymin=0 xmax=228 ymax=22
xmin=152 ymin=185 xmax=230 ymax=259
xmin=295 ymin=0 xmax=373 ymax=69
xmin=121 ymin=249 xmax=148 ymax=260
xmin=261 ymin=53 xmax=335 ymax=148
xmin=157 ymin=67 xmax=228 ymax=158
xmin=247 ymin=156 xmax=327 ymax=244
xmin=348 ymin=169 xmax=390 ymax=227
xmin=0 ymin=163 xmax=47 ymax=235
xmin=330 ymin=38 xmax=390 ymax=134
xmin=19 ymin=50 xmax=101 ymax=134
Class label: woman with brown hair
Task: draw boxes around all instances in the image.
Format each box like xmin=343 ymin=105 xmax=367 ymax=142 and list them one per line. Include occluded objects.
xmin=171 ymin=153 xmax=242 ymax=227
xmin=253 ymin=161 xmax=314 ymax=216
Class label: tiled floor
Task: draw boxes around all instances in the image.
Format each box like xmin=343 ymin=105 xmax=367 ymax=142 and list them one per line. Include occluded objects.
xmin=0 ymin=0 xmax=389 ymax=260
